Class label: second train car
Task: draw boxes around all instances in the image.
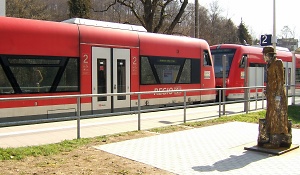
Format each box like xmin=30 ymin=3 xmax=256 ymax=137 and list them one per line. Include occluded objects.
xmin=210 ymin=44 xmax=293 ymax=101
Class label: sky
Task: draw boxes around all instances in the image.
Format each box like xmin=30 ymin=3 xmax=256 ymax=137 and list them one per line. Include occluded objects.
xmin=191 ymin=0 xmax=299 ymax=40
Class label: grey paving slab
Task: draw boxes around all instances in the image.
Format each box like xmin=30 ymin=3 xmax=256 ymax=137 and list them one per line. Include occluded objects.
xmin=95 ymin=122 xmax=300 ymax=175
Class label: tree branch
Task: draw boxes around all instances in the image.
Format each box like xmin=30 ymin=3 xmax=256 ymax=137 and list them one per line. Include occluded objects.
xmin=91 ymin=0 xmax=117 ymax=12
xmin=165 ymin=0 xmax=188 ymax=34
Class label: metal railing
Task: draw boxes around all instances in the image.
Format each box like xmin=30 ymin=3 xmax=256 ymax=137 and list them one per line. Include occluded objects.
xmin=0 ymin=85 xmax=299 ymax=139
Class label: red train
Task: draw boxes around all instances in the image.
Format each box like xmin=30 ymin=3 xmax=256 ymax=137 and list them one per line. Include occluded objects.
xmin=0 ymin=17 xmax=215 ymax=122
xmin=210 ymin=44 xmax=294 ymax=100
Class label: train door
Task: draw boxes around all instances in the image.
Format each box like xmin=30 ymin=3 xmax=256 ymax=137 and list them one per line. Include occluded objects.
xmin=92 ymin=47 xmax=130 ymax=112
xmin=283 ymin=62 xmax=292 ymax=87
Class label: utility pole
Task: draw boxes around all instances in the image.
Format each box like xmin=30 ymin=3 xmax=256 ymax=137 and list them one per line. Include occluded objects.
xmin=0 ymin=0 xmax=5 ymax=16
xmin=195 ymin=0 xmax=199 ymax=38
xmin=272 ymin=0 xmax=276 ymax=50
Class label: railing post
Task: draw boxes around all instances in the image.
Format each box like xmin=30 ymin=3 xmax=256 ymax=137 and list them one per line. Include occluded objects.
xmin=255 ymin=87 xmax=258 ymax=110
xmin=288 ymin=85 xmax=289 ymax=104
xmin=292 ymin=84 xmax=295 ymax=105
xmin=219 ymin=89 xmax=221 ymax=117
xmin=184 ymin=91 xmax=186 ymax=123
xmin=138 ymin=93 xmax=141 ymax=131
xmin=245 ymin=87 xmax=249 ymax=114
xmin=222 ymin=88 xmax=225 ymax=115
xmin=77 ymin=96 xmax=81 ymax=139
xmin=262 ymin=88 xmax=265 ymax=109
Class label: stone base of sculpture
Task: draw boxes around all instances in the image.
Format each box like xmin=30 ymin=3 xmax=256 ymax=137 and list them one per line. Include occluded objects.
xmin=244 ymin=119 xmax=299 ymax=156
xmin=257 ymin=119 xmax=292 ymax=148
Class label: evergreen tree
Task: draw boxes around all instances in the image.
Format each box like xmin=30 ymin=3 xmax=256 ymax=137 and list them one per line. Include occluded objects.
xmin=68 ymin=0 xmax=91 ymax=18
xmin=237 ymin=19 xmax=252 ymax=45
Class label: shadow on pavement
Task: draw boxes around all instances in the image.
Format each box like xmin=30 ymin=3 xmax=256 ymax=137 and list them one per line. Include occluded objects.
xmin=192 ymin=150 xmax=270 ymax=172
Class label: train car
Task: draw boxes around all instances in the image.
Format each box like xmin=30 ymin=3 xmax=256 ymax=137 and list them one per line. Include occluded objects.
xmin=210 ymin=44 xmax=293 ymax=100
xmin=0 ymin=17 xmax=215 ymax=123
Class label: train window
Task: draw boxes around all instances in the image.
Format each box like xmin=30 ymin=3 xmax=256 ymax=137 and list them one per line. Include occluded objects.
xmin=178 ymin=59 xmax=191 ymax=83
xmin=239 ymin=55 xmax=247 ymax=68
xmin=140 ymin=56 xmax=200 ymax=84
xmin=0 ymin=55 xmax=79 ymax=94
xmin=97 ymin=59 xmax=107 ymax=101
xmin=117 ymin=59 xmax=126 ymax=100
xmin=140 ymin=57 xmax=156 ymax=84
xmin=211 ymin=49 xmax=236 ymax=78
xmin=0 ymin=62 xmax=13 ymax=94
xmin=203 ymin=50 xmax=212 ymax=66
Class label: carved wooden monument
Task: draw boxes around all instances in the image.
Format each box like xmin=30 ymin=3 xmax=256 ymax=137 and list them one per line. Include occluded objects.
xmin=257 ymin=46 xmax=292 ymax=149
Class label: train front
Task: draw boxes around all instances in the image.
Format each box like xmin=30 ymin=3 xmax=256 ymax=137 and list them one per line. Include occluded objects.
xmin=210 ymin=44 xmax=242 ymax=101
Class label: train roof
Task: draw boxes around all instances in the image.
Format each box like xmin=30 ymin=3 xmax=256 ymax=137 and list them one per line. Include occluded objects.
xmin=211 ymin=44 xmax=291 ymax=53
xmin=210 ymin=44 xmax=293 ymax=61
xmin=62 ymin=18 xmax=147 ymax=32
xmin=138 ymin=32 xmax=209 ymax=58
xmin=0 ymin=16 xmax=210 ymax=59
xmin=0 ymin=16 xmax=79 ymax=57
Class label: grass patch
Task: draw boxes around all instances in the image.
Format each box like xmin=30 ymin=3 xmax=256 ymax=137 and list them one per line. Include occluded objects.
xmin=0 ymin=136 xmax=107 ymax=160
xmin=288 ymin=105 xmax=300 ymax=123
xmin=148 ymin=125 xmax=188 ymax=134
xmin=1 ymin=105 xmax=299 ymax=161
xmin=183 ymin=110 xmax=266 ymax=128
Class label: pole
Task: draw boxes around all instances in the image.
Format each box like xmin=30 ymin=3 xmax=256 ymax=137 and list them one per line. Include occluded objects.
xmin=272 ymin=0 xmax=276 ymax=50
xmin=184 ymin=91 xmax=186 ymax=123
xmin=195 ymin=0 xmax=199 ymax=38
xmin=77 ymin=96 xmax=81 ymax=139
xmin=138 ymin=94 xmax=141 ymax=130
xmin=291 ymin=52 xmax=296 ymax=105
xmin=222 ymin=55 xmax=226 ymax=115
xmin=0 ymin=0 xmax=5 ymax=16
xmin=244 ymin=56 xmax=249 ymax=113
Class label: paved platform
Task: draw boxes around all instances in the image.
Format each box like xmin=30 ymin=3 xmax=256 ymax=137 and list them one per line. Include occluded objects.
xmin=95 ymin=122 xmax=300 ymax=175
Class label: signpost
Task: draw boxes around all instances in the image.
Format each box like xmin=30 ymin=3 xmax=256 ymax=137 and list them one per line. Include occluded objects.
xmin=260 ymin=34 xmax=272 ymax=46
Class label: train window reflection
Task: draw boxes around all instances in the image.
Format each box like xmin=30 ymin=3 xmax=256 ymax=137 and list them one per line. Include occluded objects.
xmin=211 ymin=49 xmax=235 ymax=78
xmin=140 ymin=56 xmax=199 ymax=85
xmin=0 ymin=55 xmax=79 ymax=94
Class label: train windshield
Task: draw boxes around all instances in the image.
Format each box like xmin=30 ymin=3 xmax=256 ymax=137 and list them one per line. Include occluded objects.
xmin=211 ymin=49 xmax=236 ymax=78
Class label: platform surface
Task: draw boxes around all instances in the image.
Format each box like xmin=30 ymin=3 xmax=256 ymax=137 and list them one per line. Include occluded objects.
xmin=95 ymin=122 xmax=300 ymax=175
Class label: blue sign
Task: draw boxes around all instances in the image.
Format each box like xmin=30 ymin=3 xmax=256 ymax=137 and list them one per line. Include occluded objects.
xmin=260 ymin=34 xmax=272 ymax=46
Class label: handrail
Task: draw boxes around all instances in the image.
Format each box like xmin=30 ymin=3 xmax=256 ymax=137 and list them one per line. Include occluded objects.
xmin=0 ymin=85 xmax=299 ymax=139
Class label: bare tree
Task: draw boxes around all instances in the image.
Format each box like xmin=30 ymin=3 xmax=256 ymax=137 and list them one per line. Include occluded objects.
xmin=6 ymin=0 xmax=241 ymax=44
xmin=281 ymin=26 xmax=295 ymax=38
xmin=208 ymin=0 xmax=223 ymax=44
xmin=6 ymin=0 xmax=51 ymax=20
xmin=92 ymin=0 xmax=188 ymax=34
xmin=200 ymin=0 xmax=239 ymax=45
xmin=44 ymin=0 xmax=69 ymax=21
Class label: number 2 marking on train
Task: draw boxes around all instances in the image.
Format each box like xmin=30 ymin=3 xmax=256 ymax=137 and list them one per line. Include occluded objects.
xmin=83 ymin=54 xmax=88 ymax=63
xmin=132 ymin=57 xmax=137 ymax=64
